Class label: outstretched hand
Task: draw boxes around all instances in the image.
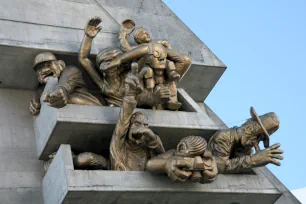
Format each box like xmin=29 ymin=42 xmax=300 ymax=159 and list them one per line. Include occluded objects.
xmin=42 ymin=87 xmax=68 ymax=108
xmin=85 ymin=16 xmax=102 ymax=38
xmin=250 ymin=143 xmax=284 ymax=167
xmin=165 ymin=157 xmax=193 ymax=183
xmin=125 ymin=62 xmax=142 ymax=96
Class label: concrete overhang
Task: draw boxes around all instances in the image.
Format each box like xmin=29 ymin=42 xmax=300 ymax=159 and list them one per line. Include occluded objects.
xmin=42 ymin=145 xmax=281 ymax=204
xmin=34 ymin=83 xmax=219 ymax=160
xmin=0 ymin=0 xmax=226 ymax=102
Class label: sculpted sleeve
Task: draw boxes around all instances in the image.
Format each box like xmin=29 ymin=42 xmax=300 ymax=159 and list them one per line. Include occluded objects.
xmin=208 ymin=129 xmax=251 ymax=173
xmin=110 ymin=96 xmax=137 ymax=169
xmin=58 ymin=66 xmax=86 ymax=94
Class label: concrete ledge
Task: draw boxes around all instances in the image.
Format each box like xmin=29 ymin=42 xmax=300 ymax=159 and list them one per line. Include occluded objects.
xmin=34 ymin=84 xmax=219 ymax=160
xmin=42 ymin=145 xmax=281 ymax=204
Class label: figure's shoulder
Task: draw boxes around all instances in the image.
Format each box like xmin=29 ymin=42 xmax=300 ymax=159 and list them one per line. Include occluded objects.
xmin=63 ymin=65 xmax=82 ymax=75
xmin=65 ymin=65 xmax=81 ymax=71
xmin=209 ymin=129 xmax=234 ymax=144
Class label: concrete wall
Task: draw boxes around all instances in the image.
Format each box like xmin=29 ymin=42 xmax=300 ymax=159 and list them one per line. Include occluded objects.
xmin=0 ymin=89 xmax=44 ymax=204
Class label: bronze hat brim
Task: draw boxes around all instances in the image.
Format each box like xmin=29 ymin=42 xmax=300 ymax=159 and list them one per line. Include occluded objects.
xmin=250 ymin=106 xmax=270 ymax=148
xmin=32 ymin=59 xmax=55 ymax=70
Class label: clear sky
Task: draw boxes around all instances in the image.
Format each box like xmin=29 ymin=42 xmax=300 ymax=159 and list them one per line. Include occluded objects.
xmin=163 ymin=0 xmax=306 ymax=190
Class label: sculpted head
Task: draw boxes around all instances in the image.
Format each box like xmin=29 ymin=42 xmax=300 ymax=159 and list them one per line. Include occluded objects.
xmin=134 ymin=27 xmax=151 ymax=44
xmin=33 ymin=52 xmax=65 ymax=84
xmin=240 ymin=112 xmax=280 ymax=148
xmin=128 ymin=112 xmax=149 ymax=145
xmin=96 ymin=48 xmax=122 ymax=78
xmin=176 ymin=136 xmax=207 ymax=157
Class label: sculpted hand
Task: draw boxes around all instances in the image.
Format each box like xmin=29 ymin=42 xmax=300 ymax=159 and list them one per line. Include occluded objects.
xmin=165 ymin=157 xmax=193 ymax=182
xmin=157 ymin=40 xmax=172 ymax=49
xmin=132 ymin=127 xmax=156 ymax=146
xmin=29 ymin=95 xmax=41 ymax=116
xmin=125 ymin=62 xmax=142 ymax=96
xmin=103 ymin=86 xmax=115 ymax=96
xmin=200 ymin=151 xmax=218 ymax=184
xmin=250 ymin=143 xmax=284 ymax=167
xmin=154 ymin=87 xmax=171 ymax=105
xmin=43 ymin=87 xmax=68 ymax=108
xmin=85 ymin=16 xmax=102 ymax=38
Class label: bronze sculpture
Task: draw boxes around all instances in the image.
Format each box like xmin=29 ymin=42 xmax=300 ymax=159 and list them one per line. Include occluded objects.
xmin=79 ymin=17 xmax=171 ymax=108
xmin=208 ymin=107 xmax=284 ymax=173
xmin=146 ymin=136 xmax=218 ymax=183
xmin=110 ymin=62 xmax=165 ymax=171
xmin=30 ymin=52 xmax=102 ymax=116
xmin=44 ymin=151 xmax=109 ymax=174
xmin=114 ymin=19 xmax=192 ymax=110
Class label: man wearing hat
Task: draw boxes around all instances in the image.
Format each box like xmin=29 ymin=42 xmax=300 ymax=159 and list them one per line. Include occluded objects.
xmin=30 ymin=52 xmax=102 ymax=116
xmin=207 ymin=107 xmax=284 ymax=174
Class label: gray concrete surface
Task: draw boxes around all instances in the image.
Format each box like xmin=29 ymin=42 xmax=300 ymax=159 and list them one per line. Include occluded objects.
xmin=0 ymin=0 xmax=226 ymax=102
xmin=0 ymin=88 xmax=44 ymax=204
xmin=34 ymin=83 xmax=219 ymax=160
xmin=43 ymin=145 xmax=281 ymax=204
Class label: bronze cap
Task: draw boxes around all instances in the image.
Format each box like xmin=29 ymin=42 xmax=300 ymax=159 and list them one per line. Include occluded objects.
xmin=33 ymin=52 xmax=57 ymax=70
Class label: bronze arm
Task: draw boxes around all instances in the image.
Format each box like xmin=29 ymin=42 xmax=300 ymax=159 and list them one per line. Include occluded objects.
xmin=58 ymin=66 xmax=85 ymax=94
xmin=78 ymin=34 xmax=105 ymax=93
xmin=166 ymin=49 xmax=191 ymax=80
xmin=118 ymin=27 xmax=135 ymax=52
xmin=107 ymin=45 xmax=150 ymax=69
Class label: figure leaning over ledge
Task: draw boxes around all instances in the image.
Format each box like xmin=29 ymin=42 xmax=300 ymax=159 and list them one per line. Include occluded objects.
xmin=146 ymin=136 xmax=218 ymax=183
xmin=208 ymin=107 xmax=284 ymax=174
xmin=79 ymin=17 xmax=171 ymax=108
xmin=29 ymin=52 xmax=102 ymax=116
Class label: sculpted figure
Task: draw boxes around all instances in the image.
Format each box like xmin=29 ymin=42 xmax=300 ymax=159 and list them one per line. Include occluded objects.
xmin=110 ymin=62 xmax=165 ymax=171
xmin=208 ymin=107 xmax=284 ymax=174
xmin=110 ymin=19 xmax=192 ymax=110
xmin=29 ymin=52 xmax=102 ymax=116
xmin=44 ymin=151 xmax=109 ymax=174
xmin=79 ymin=17 xmax=171 ymax=108
xmin=146 ymin=136 xmax=218 ymax=183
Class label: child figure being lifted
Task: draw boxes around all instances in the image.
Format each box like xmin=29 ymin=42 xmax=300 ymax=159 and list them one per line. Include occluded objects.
xmin=111 ymin=19 xmax=191 ymax=110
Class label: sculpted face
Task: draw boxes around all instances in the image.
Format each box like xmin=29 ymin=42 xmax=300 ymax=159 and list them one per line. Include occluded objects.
xmin=240 ymin=112 xmax=280 ymax=148
xmin=36 ymin=60 xmax=64 ymax=84
xmin=128 ymin=113 xmax=149 ymax=145
xmin=103 ymin=67 xmax=121 ymax=80
xmin=134 ymin=28 xmax=151 ymax=44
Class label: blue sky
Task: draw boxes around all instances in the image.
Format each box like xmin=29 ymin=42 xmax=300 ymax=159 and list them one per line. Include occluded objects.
xmin=163 ymin=0 xmax=306 ymax=190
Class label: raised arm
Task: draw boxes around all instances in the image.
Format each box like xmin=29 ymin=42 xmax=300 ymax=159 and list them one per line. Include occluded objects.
xmin=118 ymin=26 xmax=135 ymax=52
xmin=78 ymin=17 xmax=105 ymax=93
xmin=106 ymin=45 xmax=150 ymax=70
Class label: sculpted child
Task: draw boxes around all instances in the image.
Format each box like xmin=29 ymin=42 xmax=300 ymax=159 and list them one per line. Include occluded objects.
xmin=30 ymin=52 xmax=102 ymax=116
xmin=79 ymin=17 xmax=171 ymax=109
xmin=112 ymin=19 xmax=192 ymax=110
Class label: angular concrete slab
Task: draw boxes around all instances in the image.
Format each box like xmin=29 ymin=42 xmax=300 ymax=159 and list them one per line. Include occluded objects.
xmin=42 ymin=145 xmax=281 ymax=204
xmin=34 ymin=81 xmax=219 ymax=160
xmin=0 ymin=0 xmax=226 ymax=102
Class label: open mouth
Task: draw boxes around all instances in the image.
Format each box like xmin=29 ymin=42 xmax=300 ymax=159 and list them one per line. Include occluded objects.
xmin=42 ymin=72 xmax=55 ymax=80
